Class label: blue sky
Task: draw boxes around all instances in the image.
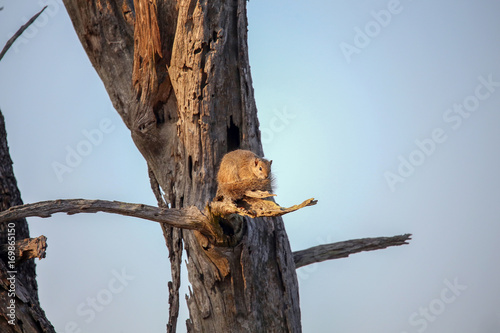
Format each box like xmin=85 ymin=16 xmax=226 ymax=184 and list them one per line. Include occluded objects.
xmin=1 ymin=1 xmax=500 ymax=332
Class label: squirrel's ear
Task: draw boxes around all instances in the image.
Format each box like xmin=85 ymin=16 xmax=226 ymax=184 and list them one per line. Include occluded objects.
xmin=269 ymin=160 xmax=273 ymax=166
xmin=254 ymin=158 xmax=259 ymax=166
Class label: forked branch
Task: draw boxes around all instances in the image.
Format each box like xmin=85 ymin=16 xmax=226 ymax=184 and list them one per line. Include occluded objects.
xmin=293 ymin=234 xmax=412 ymax=268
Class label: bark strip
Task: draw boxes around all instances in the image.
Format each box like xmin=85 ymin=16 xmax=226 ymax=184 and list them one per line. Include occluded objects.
xmin=132 ymin=0 xmax=162 ymax=101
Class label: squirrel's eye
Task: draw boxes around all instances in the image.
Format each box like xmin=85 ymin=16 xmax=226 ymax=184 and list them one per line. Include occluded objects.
xmin=259 ymin=167 xmax=262 ymax=171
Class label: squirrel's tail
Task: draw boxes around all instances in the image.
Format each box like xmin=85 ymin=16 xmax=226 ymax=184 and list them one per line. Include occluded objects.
xmin=216 ymin=177 xmax=274 ymax=201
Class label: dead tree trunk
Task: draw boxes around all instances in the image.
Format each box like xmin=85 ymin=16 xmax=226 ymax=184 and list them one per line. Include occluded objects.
xmin=63 ymin=0 xmax=301 ymax=331
xmin=0 ymin=110 xmax=55 ymax=332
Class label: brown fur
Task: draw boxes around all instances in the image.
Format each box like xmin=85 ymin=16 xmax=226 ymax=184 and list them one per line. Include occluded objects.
xmin=216 ymin=150 xmax=273 ymax=201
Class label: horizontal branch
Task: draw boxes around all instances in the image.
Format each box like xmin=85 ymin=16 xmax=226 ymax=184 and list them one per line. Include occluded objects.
xmin=293 ymin=234 xmax=412 ymax=269
xmin=0 ymin=236 xmax=47 ymax=263
xmin=0 ymin=199 xmax=215 ymax=237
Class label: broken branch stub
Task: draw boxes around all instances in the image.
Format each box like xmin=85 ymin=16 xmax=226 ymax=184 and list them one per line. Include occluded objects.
xmin=0 ymin=236 xmax=48 ymax=263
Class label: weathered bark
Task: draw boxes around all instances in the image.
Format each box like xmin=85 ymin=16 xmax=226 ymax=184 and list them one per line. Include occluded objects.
xmin=63 ymin=0 xmax=302 ymax=331
xmin=0 ymin=110 xmax=55 ymax=332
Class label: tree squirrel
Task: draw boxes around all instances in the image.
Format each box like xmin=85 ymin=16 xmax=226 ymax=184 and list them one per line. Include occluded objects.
xmin=216 ymin=149 xmax=273 ymax=201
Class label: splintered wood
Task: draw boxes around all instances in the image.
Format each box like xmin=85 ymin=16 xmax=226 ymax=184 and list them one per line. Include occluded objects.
xmin=210 ymin=193 xmax=317 ymax=218
xmin=132 ymin=0 xmax=162 ymax=101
